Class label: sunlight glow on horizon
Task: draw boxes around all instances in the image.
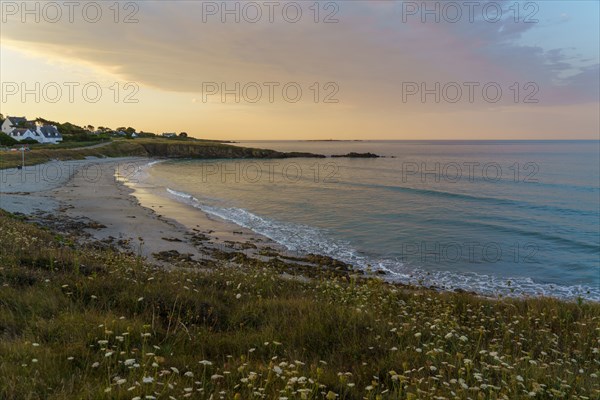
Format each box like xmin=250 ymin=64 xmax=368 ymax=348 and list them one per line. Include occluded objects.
xmin=1 ymin=1 xmax=598 ymax=140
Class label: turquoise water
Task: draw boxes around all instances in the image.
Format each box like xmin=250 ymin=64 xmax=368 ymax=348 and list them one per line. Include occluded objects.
xmin=139 ymin=141 xmax=600 ymax=300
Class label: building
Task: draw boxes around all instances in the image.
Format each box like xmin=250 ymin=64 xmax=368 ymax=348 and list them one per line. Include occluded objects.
xmin=1 ymin=116 xmax=29 ymax=135
xmin=37 ymin=125 xmax=62 ymax=144
xmin=162 ymin=132 xmax=177 ymax=138
xmin=1 ymin=116 xmax=62 ymax=144
xmin=9 ymin=128 xmax=38 ymax=142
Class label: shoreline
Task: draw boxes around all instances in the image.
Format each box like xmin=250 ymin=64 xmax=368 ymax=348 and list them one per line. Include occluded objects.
xmin=0 ymin=158 xmax=358 ymax=274
xmin=1 ymin=157 xmax=597 ymax=301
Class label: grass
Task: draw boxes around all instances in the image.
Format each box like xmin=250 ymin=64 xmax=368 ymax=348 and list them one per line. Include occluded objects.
xmin=0 ymin=140 xmax=146 ymax=170
xmin=0 ymin=210 xmax=599 ymax=399
xmin=0 ymin=138 xmax=261 ymax=170
xmin=33 ymin=140 xmax=108 ymax=149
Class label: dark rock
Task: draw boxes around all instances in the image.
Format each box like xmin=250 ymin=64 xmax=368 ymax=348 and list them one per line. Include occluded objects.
xmin=153 ymin=250 xmax=193 ymax=262
xmin=331 ymin=152 xmax=380 ymax=158
xmin=162 ymin=237 xmax=183 ymax=242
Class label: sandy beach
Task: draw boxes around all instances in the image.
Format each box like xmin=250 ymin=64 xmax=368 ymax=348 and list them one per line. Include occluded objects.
xmin=0 ymin=157 xmax=280 ymax=265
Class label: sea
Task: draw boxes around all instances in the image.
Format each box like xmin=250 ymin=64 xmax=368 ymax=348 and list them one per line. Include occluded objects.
xmin=130 ymin=140 xmax=600 ymax=301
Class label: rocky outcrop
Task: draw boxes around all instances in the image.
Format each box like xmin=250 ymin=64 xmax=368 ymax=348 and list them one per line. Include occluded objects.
xmin=331 ymin=152 xmax=380 ymax=158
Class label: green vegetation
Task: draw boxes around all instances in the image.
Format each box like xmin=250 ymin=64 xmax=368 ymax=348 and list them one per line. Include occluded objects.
xmin=0 ymin=139 xmax=322 ymax=170
xmin=17 ymin=139 xmax=39 ymax=145
xmin=0 ymin=114 xmax=243 ymax=168
xmin=0 ymin=139 xmax=209 ymax=169
xmin=0 ymin=140 xmax=147 ymax=169
xmin=0 ymin=133 xmax=18 ymax=146
xmin=0 ymin=211 xmax=598 ymax=399
xmin=61 ymin=133 xmax=109 ymax=143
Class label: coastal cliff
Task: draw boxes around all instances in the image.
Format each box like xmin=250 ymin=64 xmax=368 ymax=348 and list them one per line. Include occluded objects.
xmin=0 ymin=140 xmax=325 ymax=169
xmin=137 ymin=141 xmax=326 ymax=159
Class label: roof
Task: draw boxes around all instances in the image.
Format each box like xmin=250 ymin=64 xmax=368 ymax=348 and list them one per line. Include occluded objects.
xmin=12 ymin=128 xmax=31 ymax=134
xmin=39 ymin=125 xmax=62 ymax=138
xmin=7 ymin=117 xmax=28 ymax=126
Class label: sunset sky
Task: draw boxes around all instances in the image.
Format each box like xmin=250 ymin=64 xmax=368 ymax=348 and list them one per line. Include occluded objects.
xmin=1 ymin=0 xmax=598 ymax=140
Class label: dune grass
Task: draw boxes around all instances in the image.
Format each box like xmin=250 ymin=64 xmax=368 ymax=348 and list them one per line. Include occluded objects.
xmin=0 ymin=210 xmax=598 ymax=399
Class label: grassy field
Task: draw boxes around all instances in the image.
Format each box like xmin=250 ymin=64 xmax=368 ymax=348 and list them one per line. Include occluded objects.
xmin=0 ymin=210 xmax=598 ymax=399
xmin=0 ymin=138 xmax=298 ymax=170
xmin=0 ymin=139 xmax=232 ymax=170
xmin=0 ymin=140 xmax=145 ymax=170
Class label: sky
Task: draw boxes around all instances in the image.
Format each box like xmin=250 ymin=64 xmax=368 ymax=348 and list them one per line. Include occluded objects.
xmin=0 ymin=0 xmax=598 ymax=140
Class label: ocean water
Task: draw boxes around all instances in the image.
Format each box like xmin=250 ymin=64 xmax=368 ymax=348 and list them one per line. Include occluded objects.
xmin=135 ymin=141 xmax=600 ymax=300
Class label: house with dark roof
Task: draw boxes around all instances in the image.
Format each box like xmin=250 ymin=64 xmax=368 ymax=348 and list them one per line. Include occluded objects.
xmin=1 ymin=116 xmax=30 ymax=135
xmin=37 ymin=125 xmax=62 ymax=144
xmin=1 ymin=116 xmax=62 ymax=144
xmin=9 ymin=128 xmax=38 ymax=142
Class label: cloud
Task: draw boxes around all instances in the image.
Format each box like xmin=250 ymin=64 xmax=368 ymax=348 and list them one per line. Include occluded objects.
xmin=1 ymin=1 xmax=598 ymax=113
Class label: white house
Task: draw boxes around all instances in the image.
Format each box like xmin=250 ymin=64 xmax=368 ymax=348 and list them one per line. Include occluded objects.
xmin=1 ymin=116 xmax=28 ymax=135
xmin=9 ymin=128 xmax=38 ymax=142
xmin=36 ymin=125 xmax=62 ymax=144
xmin=2 ymin=116 xmax=62 ymax=144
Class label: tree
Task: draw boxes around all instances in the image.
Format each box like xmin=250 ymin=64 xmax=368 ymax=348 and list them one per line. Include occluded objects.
xmin=57 ymin=122 xmax=86 ymax=136
xmin=0 ymin=113 xmax=4 ymax=124
xmin=87 ymin=125 xmax=95 ymax=131
xmin=116 ymin=127 xmax=126 ymax=132
xmin=179 ymin=132 xmax=188 ymax=138
xmin=35 ymin=117 xmax=55 ymax=125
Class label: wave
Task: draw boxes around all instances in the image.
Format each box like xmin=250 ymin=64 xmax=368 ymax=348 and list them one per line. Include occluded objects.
xmin=165 ymin=188 xmax=600 ymax=301
xmin=123 ymin=159 xmax=168 ymax=185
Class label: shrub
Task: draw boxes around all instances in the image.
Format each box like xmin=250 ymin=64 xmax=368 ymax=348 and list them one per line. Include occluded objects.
xmin=0 ymin=132 xmax=18 ymax=146
xmin=19 ymin=138 xmax=39 ymax=145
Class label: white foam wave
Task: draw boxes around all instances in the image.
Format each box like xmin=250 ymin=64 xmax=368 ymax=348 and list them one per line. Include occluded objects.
xmin=122 ymin=159 xmax=168 ymax=186
xmin=166 ymin=188 xmax=600 ymax=302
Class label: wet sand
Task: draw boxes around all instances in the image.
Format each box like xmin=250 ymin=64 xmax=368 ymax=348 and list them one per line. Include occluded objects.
xmin=1 ymin=158 xmax=281 ymax=265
